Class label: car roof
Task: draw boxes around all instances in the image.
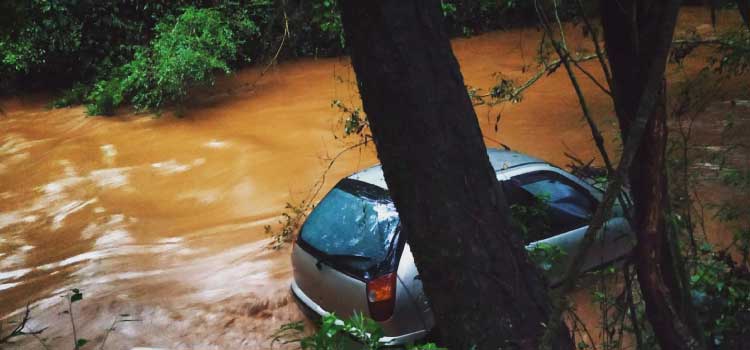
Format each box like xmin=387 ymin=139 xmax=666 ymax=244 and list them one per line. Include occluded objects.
xmin=347 ymin=149 xmax=546 ymax=190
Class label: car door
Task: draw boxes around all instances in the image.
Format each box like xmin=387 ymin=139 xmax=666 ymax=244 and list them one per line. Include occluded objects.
xmin=544 ymin=169 xmax=636 ymax=271
xmin=501 ymin=169 xmax=634 ymax=284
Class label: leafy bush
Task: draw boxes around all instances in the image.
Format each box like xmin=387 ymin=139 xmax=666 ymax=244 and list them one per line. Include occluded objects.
xmin=272 ymin=313 xmax=443 ymax=350
xmin=690 ymin=245 xmax=750 ymax=349
xmin=0 ymin=0 xmax=564 ymax=115
xmin=0 ymin=1 xmax=194 ymax=93
xmin=528 ymin=242 xmax=567 ymax=272
xmin=311 ymin=0 xmax=344 ymax=49
xmin=86 ymin=79 xmax=125 ymax=116
xmin=440 ymin=0 xmax=541 ymax=35
xmin=84 ymin=6 xmax=258 ymax=115
xmin=50 ymin=83 xmax=89 ymax=108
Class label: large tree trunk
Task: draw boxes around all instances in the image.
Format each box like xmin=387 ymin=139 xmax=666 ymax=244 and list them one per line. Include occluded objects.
xmin=600 ymin=1 xmax=702 ymax=349
xmin=339 ymin=1 xmax=572 ymax=349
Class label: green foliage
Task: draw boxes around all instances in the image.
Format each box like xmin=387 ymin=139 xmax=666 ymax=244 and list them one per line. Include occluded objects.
xmin=137 ymin=7 xmax=254 ymax=110
xmin=439 ymin=0 xmax=548 ymax=35
xmin=712 ymin=29 xmax=750 ymax=74
xmin=70 ymin=288 xmax=83 ymax=303
xmin=50 ymin=83 xmax=89 ymax=108
xmin=441 ymin=1 xmax=458 ymax=17
xmin=265 ymin=201 xmax=309 ymax=249
xmin=273 ymin=313 xmax=443 ymax=350
xmin=311 ymin=0 xmax=344 ymax=49
xmin=86 ymin=79 xmax=125 ymax=116
xmin=527 ymin=242 xmax=567 ymax=272
xmin=665 ymin=40 xmax=750 ymax=348
xmin=332 ymin=100 xmax=367 ymax=137
xmin=1 ymin=0 xmax=561 ymax=112
xmin=672 ymin=27 xmax=750 ymax=75
xmin=690 ymin=246 xmax=750 ymax=349
xmin=0 ymin=1 xmax=196 ymax=93
xmin=511 ymin=194 xmax=568 ymax=272
xmin=510 ymin=193 xmax=552 ymax=243
xmin=489 ymin=77 xmax=522 ymax=102
xmin=0 ymin=0 xmax=554 ymax=101
xmin=83 ymin=6 xmax=258 ymax=114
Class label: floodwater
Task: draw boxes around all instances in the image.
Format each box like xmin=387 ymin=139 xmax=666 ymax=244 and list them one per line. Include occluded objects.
xmin=0 ymin=7 xmax=745 ymax=349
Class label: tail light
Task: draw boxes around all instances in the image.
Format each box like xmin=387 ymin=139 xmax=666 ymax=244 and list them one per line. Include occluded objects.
xmin=366 ymin=272 xmax=397 ymax=321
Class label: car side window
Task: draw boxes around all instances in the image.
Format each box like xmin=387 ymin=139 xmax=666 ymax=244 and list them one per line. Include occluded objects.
xmin=503 ymin=171 xmax=597 ymax=242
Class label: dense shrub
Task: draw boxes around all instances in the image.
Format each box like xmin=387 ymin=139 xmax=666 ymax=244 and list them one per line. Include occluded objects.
xmin=0 ymin=1 xmax=197 ymax=93
xmin=0 ymin=0 xmax=558 ymax=113
xmin=441 ymin=0 xmax=538 ymax=35
xmin=690 ymin=246 xmax=750 ymax=349
xmin=84 ymin=6 xmax=258 ymax=115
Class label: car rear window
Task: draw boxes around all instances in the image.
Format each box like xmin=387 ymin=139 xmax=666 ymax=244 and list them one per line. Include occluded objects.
xmin=298 ymin=179 xmax=400 ymax=278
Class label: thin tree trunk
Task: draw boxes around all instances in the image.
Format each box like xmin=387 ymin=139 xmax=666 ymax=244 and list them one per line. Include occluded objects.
xmin=630 ymin=84 xmax=696 ymax=349
xmin=339 ymin=1 xmax=572 ymax=349
xmin=600 ymin=1 xmax=704 ymax=349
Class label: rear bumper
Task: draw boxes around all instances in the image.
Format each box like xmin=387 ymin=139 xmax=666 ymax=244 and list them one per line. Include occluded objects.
xmin=291 ymin=280 xmax=326 ymax=319
xmin=290 ymin=280 xmax=428 ymax=346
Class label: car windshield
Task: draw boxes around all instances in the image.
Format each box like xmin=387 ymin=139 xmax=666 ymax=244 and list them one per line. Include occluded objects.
xmin=299 ymin=179 xmax=400 ymax=274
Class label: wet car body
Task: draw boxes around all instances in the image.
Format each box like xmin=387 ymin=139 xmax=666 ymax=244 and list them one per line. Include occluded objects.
xmin=290 ymin=149 xmax=635 ymax=346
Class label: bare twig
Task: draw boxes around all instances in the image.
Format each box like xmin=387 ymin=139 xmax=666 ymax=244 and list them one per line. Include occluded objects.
xmin=536 ymin=0 xmax=686 ymax=345
xmin=538 ymin=0 xmax=635 ymax=220
xmin=68 ymin=296 xmax=79 ymax=350
xmin=265 ymin=139 xmax=369 ymax=247
xmin=574 ymin=0 xmax=613 ymax=89
xmin=99 ymin=314 xmax=142 ymax=350
xmin=0 ymin=304 xmax=32 ymax=343
xmin=571 ymin=58 xmax=612 ymax=96
xmin=0 ymin=304 xmax=47 ymax=347
xmin=567 ymin=305 xmax=600 ymax=350
xmin=539 ymin=4 xmax=616 ymax=175
xmin=32 ymin=333 xmax=52 ymax=350
xmin=472 ymin=54 xmax=598 ymax=105
xmin=309 ymin=139 xmax=369 ymax=204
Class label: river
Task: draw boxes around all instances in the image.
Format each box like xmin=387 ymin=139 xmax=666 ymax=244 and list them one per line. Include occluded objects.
xmin=0 ymin=7 xmax=745 ymax=349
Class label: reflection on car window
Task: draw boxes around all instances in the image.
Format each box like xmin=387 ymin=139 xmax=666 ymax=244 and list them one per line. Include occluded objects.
xmin=504 ymin=171 xmax=595 ymax=242
xmin=299 ymin=179 xmax=399 ymax=273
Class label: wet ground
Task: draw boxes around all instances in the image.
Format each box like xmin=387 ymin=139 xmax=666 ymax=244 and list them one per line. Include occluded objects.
xmin=1 ymin=7 xmax=747 ymax=349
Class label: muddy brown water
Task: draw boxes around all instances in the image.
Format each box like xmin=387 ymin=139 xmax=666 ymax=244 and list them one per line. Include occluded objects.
xmin=0 ymin=7 xmax=745 ymax=349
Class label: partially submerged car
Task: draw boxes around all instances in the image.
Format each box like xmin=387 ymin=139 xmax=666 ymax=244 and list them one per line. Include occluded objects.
xmin=291 ymin=149 xmax=634 ymax=346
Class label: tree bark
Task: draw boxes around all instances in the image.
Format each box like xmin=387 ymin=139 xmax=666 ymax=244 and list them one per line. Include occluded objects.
xmin=339 ymin=1 xmax=572 ymax=349
xmin=600 ymin=1 xmax=703 ymax=349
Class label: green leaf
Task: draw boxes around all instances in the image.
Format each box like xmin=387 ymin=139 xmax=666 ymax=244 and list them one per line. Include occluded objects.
xmin=71 ymin=291 xmax=83 ymax=303
xmin=76 ymin=338 xmax=88 ymax=347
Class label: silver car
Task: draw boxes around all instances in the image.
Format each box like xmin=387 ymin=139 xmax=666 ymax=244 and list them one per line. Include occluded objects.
xmin=290 ymin=149 xmax=634 ymax=346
